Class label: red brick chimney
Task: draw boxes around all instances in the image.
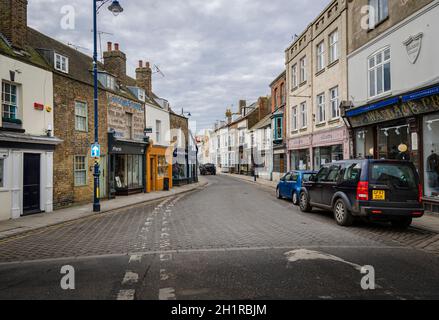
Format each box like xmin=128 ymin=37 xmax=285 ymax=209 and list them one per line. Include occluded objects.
xmin=135 ymin=60 xmax=152 ymax=98
xmin=0 ymin=0 xmax=28 ymax=49
xmin=103 ymin=42 xmax=127 ymax=83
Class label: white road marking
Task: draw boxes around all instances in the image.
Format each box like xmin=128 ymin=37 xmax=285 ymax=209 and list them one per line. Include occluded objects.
xmin=160 ymin=253 xmax=172 ymax=262
xmin=122 ymin=271 xmax=139 ymax=285
xmin=285 ymin=249 xmax=363 ymax=271
xmin=159 ymin=288 xmax=176 ymax=300
xmin=129 ymin=255 xmax=142 ymax=263
xmin=117 ymin=289 xmax=135 ymax=300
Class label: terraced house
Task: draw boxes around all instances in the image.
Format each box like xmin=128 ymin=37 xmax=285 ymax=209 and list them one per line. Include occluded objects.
xmin=285 ymin=0 xmax=350 ymax=171
xmin=0 ymin=0 xmax=62 ymax=221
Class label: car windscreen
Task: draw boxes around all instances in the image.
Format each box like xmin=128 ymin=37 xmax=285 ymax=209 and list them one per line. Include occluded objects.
xmin=302 ymin=173 xmax=313 ymax=182
xmin=369 ymin=163 xmax=417 ymax=190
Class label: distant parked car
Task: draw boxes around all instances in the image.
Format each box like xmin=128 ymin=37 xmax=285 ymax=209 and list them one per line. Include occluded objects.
xmin=200 ymin=163 xmax=216 ymax=175
xmin=299 ymin=159 xmax=424 ymax=228
xmin=276 ymin=170 xmax=317 ymax=205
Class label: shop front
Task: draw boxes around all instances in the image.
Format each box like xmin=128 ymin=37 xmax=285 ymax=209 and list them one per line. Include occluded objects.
xmin=108 ymin=133 xmax=148 ymax=197
xmin=146 ymin=143 xmax=173 ymax=193
xmin=312 ymin=127 xmax=349 ymax=171
xmin=343 ymin=84 xmax=439 ymax=212
xmin=172 ymin=147 xmax=188 ymax=186
xmin=288 ymin=134 xmax=312 ymax=171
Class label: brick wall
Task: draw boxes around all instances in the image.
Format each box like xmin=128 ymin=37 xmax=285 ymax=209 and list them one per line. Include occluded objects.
xmin=170 ymin=112 xmax=189 ymax=147
xmin=52 ymin=74 xmax=109 ymax=209
xmin=0 ymin=0 xmax=28 ymax=49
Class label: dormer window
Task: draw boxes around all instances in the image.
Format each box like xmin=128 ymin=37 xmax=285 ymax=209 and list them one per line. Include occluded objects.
xmin=54 ymin=53 xmax=69 ymax=73
xmin=138 ymin=89 xmax=145 ymax=102
xmin=106 ymin=75 xmax=116 ymax=91
xmin=98 ymin=72 xmax=116 ymax=91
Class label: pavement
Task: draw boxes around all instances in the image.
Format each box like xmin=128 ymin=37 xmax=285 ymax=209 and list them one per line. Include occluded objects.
xmin=220 ymin=172 xmax=439 ymax=235
xmin=0 ymin=175 xmax=438 ymax=300
xmin=0 ymin=177 xmax=208 ymax=241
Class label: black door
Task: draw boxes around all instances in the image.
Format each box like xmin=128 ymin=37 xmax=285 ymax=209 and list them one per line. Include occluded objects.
xmin=23 ymin=153 xmax=41 ymax=215
xmin=321 ymin=165 xmax=342 ymax=207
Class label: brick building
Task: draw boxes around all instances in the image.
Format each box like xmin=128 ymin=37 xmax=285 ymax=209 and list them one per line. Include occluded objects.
xmin=270 ymin=71 xmax=287 ymax=181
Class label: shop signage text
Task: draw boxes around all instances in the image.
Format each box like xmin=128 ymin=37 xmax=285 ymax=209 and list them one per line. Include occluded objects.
xmin=110 ymin=96 xmax=142 ymax=111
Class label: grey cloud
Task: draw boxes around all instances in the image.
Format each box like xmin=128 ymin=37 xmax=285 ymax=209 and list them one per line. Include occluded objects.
xmin=28 ymin=0 xmax=329 ymax=130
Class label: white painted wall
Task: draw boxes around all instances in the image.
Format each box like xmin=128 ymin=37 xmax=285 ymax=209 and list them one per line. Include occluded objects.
xmin=348 ymin=2 xmax=439 ymax=106
xmin=145 ymin=103 xmax=171 ymax=147
xmin=0 ymin=54 xmax=54 ymax=135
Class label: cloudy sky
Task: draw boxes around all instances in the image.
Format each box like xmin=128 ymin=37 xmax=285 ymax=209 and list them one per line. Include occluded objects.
xmin=28 ymin=0 xmax=328 ymax=132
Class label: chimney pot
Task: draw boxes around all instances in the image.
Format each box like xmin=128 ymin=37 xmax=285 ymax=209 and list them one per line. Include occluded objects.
xmin=139 ymin=60 xmax=143 ymax=68
xmin=107 ymin=42 xmax=112 ymax=51
xmin=114 ymin=43 xmax=119 ymax=51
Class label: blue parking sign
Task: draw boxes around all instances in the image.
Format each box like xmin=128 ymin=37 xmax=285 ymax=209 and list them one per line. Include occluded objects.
xmin=91 ymin=143 xmax=101 ymax=158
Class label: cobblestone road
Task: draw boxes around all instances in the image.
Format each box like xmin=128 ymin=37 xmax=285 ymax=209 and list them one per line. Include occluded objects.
xmin=0 ymin=175 xmax=438 ymax=300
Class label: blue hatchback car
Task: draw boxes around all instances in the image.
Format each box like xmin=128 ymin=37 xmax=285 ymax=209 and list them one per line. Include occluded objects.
xmin=276 ymin=171 xmax=317 ymax=205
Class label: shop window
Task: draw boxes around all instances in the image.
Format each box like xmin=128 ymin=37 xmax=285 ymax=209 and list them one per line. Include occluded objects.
xmin=355 ymin=129 xmax=375 ymax=159
xmin=314 ymin=145 xmax=343 ymax=170
xmin=368 ymin=47 xmax=391 ymax=98
xmin=75 ymin=101 xmax=88 ymax=132
xmin=424 ymin=115 xmax=439 ymax=199
xmin=74 ymin=156 xmax=87 ymax=186
xmin=0 ymin=158 xmax=4 ymax=188
xmin=115 ymin=155 xmax=143 ymax=189
xmin=158 ymin=155 xmax=168 ymax=177
xmin=378 ymin=124 xmax=410 ymax=161
xmin=291 ymin=149 xmax=310 ymax=171
xmin=2 ymin=81 xmax=18 ymax=120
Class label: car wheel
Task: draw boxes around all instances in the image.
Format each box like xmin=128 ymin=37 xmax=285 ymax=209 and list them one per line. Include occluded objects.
xmin=276 ymin=188 xmax=282 ymax=199
xmin=334 ymin=199 xmax=354 ymax=227
xmin=292 ymin=192 xmax=299 ymax=205
xmin=391 ymin=217 xmax=413 ymax=229
xmin=299 ymin=192 xmax=312 ymax=212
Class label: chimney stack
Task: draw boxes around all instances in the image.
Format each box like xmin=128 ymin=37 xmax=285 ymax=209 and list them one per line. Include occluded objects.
xmin=103 ymin=41 xmax=127 ymax=83
xmin=136 ymin=60 xmax=152 ymax=98
xmin=239 ymin=100 xmax=247 ymax=116
xmin=0 ymin=0 xmax=28 ymax=49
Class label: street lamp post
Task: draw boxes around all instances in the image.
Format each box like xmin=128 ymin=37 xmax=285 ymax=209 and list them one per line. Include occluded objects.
xmin=93 ymin=0 xmax=124 ymax=212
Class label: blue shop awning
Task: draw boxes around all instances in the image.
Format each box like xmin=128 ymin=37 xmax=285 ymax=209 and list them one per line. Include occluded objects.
xmin=345 ymin=97 xmax=399 ymax=117
xmin=401 ymin=85 xmax=439 ymax=103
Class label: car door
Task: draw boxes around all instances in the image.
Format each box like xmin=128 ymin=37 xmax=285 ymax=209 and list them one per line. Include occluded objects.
xmin=308 ymin=166 xmax=330 ymax=205
xmin=321 ymin=164 xmax=342 ymax=207
xmin=286 ymin=172 xmax=299 ymax=199
xmin=279 ymin=173 xmax=291 ymax=197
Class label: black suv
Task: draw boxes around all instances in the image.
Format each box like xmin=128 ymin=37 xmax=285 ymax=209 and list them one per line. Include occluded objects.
xmin=200 ymin=163 xmax=216 ymax=176
xmin=299 ymin=160 xmax=424 ymax=228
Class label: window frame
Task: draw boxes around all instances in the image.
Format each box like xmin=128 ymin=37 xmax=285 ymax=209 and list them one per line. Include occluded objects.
xmin=329 ymin=30 xmax=339 ymax=64
xmin=317 ymin=93 xmax=326 ymax=124
xmin=316 ymin=41 xmax=325 ymax=72
xmin=126 ymin=112 xmax=133 ymax=140
xmin=54 ymin=53 xmax=69 ymax=74
xmin=74 ymin=101 xmax=88 ymax=132
xmin=369 ymin=0 xmax=389 ymax=29
xmin=291 ymin=64 xmax=298 ymax=88
xmin=300 ymin=102 xmax=307 ymax=129
xmin=2 ymin=81 xmax=19 ymax=120
xmin=156 ymin=120 xmax=162 ymax=144
xmin=74 ymin=155 xmax=87 ymax=187
xmin=299 ymin=57 xmax=307 ymax=83
xmin=368 ymin=47 xmax=391 ymax=98
xmin=330 ymin=86 xmax=340 ymax=120
xmin=291 ymin=106 xmax=298 ymax=131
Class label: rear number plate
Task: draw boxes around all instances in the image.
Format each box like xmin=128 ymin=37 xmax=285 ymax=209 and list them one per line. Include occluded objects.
xmin=373 ymin=190 xmax=386 ymax=201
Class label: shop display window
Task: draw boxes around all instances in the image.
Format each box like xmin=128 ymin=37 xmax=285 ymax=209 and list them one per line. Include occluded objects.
xmin=313 ymin=145 xmax=343 ymax=170
xmin=424 ymin=114 xmax=439 ymax=199
xmin=158 ymin=156 xmax=169 ymax=178
xmin=115 ymin=154 xmax=143 ymax=190
xmin=291 ymin=149 xmax=310 ymax=170
xmin=378 ymin=123 xmax=410 ymax=161
xmin=355 ymin=129 xmax=375 ymax=159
